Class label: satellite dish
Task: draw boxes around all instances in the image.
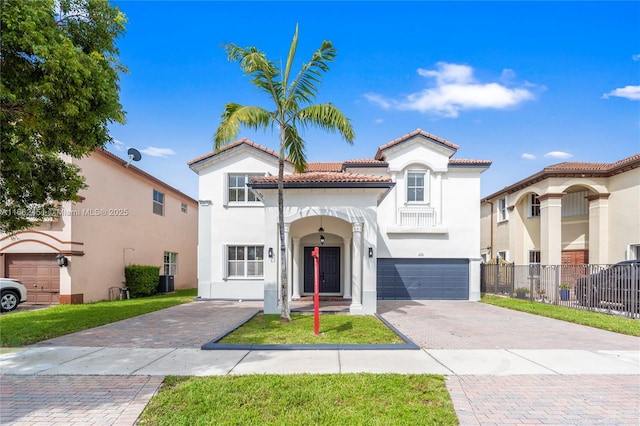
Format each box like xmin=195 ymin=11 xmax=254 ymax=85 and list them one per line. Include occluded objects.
xmin=125 ymin=148 xmax=142 ymax=168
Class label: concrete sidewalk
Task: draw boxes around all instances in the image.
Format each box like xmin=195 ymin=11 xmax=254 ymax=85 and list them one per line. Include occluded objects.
xmin=1 ymin=345 xmax=639 ymax=376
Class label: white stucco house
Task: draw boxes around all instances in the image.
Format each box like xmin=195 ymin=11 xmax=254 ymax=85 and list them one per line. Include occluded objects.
xmin=189 ymin=129 xmax=491 ymax=314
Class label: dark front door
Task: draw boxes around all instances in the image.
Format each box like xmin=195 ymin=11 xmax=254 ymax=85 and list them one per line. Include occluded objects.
xmin=304 ymin=247 xmax=340 ymax=293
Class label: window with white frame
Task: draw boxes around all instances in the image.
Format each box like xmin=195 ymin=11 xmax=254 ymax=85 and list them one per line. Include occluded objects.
xmin=628 ymin=244 xmax=640 ymax=260
xmin=153 ymin=190 xmax=164 ymax=216
xmin=529 ymin=194 xmax=540 ymax=217
xmin=407 ymin=171 xmax=428 ymax=203
xmin=228 ymin=174 xmax=262 ymax=203
xmin=498 ymin=250 xmax=508 ymax=262
xmin=497 ymin=196 xmax=508 ymax=222
xmin=163 ymin=252 xmax=178 ymax=275
xmin=180 ymin=202 xmax=188 ymax=213
xmin=528 ymin=250 xmax=541 ymax=276
xmin=227 ymin=245 xmax=264 ymax=278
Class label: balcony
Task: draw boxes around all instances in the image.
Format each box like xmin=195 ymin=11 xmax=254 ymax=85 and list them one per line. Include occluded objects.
xmin=386 ymin=206 xmax=448 ymax=234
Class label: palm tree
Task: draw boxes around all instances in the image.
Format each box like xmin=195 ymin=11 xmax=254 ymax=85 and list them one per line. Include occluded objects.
xmin=214 ymin=25 xmax=355 ymax=321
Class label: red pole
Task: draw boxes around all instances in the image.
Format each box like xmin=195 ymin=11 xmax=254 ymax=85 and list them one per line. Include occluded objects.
xmin=311 ymin=246 xmax=320 ymax=335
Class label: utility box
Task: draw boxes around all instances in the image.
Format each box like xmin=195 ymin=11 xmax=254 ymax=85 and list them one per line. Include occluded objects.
xmin=158 ymin=275 xmax=174 ymax=293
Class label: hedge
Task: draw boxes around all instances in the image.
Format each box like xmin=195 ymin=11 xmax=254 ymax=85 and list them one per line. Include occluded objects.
xmin=124 ymin=265 xmax=160 ymax=297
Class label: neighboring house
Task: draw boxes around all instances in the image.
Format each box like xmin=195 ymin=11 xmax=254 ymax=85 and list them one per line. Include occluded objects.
xmin=480 ymin=154 xmax=640 ymax=267
xmin=0 ymin=148 xmax=198 ymax=304
xmin=189 ymin=129 xmax=491 ymax=314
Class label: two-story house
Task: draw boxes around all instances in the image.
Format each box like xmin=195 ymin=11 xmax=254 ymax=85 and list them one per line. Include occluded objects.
xmin=189 ymin=129 xmax=491 ymax=314
xmin=480 ymin=154 xmax=640 ymax=268
xmin=0 ymin=148 xmax=198 ymax=304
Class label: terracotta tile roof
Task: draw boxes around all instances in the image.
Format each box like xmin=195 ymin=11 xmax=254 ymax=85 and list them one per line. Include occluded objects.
xmin=482 ymin=153 xmax=640 ymax=201
xmin=251 ymin=172 xmax=392 ymax=184
xmin=343 ymin=158 xmax=387 ymax=165
xmin=374 ymin=128 xmax=459 ymax=160
xmin=449 ymin=159 xmax=493 ymax=166
xmin=305 ymin=162 xmax=343 ymax=172
xmin=188 ymin=138 xmax=282 ymax=166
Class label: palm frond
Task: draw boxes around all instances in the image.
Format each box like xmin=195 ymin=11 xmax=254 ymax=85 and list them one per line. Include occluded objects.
xmin=282 ymin=24 xmax=299 ymax=95
xmin=297 ymin=103 xmax=355 ymax=144
xmin=286 ymin=40 xmax=336 ymax=107
xmin=214 ymin=103 xmax=272 ymax=150
xmin=282 ymin=125 xmax=306 ymax=173
xmin=225 ymin=43 xmax=283 ymax=109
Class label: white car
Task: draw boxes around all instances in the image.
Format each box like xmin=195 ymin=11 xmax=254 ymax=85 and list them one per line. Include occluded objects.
xmin=0 ymin=278 xmax=28 ymax=312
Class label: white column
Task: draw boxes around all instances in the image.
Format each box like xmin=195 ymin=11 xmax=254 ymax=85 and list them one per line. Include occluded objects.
xmin=342 ymin=237 xmax=352 ymax=299
xmin=540 ymin=193 xmax=563 ymax=265
xmin=284 ymin=223 xmax=291 ymax=302
xmin=350 ymin=222 xmax=364 ymax=313
xmin=588 ymin=194 xmax=610 ymax=264
xmin=292 ymin=237 xmax=301 ymax=299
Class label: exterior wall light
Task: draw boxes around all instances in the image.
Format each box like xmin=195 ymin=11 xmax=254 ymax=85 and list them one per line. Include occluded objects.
xmin=268 ymin=247 xmax=274 ymax=258
xmin=368 ymin=247 xmax=373 ymax=258
xmin=56 ymin=254 xmax=68 ymax=267
xmin=319 ymin=227 xmax=325 ymax=245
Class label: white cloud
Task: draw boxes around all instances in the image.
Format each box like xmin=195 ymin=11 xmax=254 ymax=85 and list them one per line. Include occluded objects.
xmin=365 ymin=62 xmax=537 ymax=118
xmin=111 ymin=138 xmax=125 ymax=151
xmin=632 ymin=54 xmax=640 ymax=61
xmin=521 ymin=153 xmax=536 ymax=160
xmin=602 ymin=85 xmax=640 ymax=101
xmin=364 ymin=93 xmax=392 ymax=109
xmin=140 ymin=147 xmax=176 ymax=158
xmin=544 ymin=151 xmax=573 ymax=159
xmin=374 ymin=118 xmax=384 ymax=124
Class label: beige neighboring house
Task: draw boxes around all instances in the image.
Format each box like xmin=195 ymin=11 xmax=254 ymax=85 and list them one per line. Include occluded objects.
xmin=0 ymin=148 xmax=198 ymax=304
xmin=480 ymin=154 xmax=640 ymax=267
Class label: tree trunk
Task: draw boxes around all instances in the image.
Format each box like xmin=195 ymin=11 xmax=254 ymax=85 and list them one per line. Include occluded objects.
xmin=278 ymin=131 xmax=291 ymax=322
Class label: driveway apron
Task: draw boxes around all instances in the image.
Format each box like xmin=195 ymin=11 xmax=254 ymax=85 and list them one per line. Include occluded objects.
xmin=1 ymin=299 xmax=639 ymax=425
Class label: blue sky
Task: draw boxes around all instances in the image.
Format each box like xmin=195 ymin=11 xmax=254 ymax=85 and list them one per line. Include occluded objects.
xmin=108 ymin=1 xmax=640 ymax=199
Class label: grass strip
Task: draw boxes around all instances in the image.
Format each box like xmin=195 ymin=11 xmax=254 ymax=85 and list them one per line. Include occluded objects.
xmin=138 ymin=374 xmax=457 ymax=426
xmin=481 ymin=294 xmax=640 ymax=336
xmin=219 ymin=313 xmax=405 ymax=345
xmin=0 ymin=289 xmax=197 ymax=347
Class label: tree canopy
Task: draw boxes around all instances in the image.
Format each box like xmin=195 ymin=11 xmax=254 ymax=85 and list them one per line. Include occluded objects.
xmin=0 ymin=0 xmax=127 ymax=232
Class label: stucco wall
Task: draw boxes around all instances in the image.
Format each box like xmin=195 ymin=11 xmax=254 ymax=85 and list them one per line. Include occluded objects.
xmin=608 ymin=167 xmax=640 ymax=262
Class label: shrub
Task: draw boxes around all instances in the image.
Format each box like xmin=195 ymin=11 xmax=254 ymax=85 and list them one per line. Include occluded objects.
xmin=125 ymin=265 xmax=160 ymax=297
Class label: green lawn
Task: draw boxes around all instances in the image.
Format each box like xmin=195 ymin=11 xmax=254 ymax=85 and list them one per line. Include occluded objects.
xmin=138 ymin=374 xmax=457 ymax=426
xmin=219 ymin=313 xmax=405 ymax=345
xmin=0 ymin=289 xmax=197 ymax=347
xmin=481 ymin=294 xmax=640 ymax=337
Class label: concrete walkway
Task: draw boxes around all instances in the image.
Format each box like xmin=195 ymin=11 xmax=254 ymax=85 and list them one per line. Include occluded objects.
xmin=1 ymin=300 xmax=639 ymax=425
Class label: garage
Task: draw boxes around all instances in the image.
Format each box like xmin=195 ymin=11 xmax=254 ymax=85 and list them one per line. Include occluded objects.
xmin=5 ymin=254 xmax=60 ymax=304
xmin=377 ymin=258 xmax=469 ymax=300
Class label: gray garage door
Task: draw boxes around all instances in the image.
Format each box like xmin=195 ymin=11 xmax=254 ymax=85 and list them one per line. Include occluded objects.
xmin=377 ymin=258 xmax=469 ymax=300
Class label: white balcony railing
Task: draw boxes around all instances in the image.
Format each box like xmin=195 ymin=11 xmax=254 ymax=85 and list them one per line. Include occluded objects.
xmin=398 ymin=206 xmax=436 ymax=227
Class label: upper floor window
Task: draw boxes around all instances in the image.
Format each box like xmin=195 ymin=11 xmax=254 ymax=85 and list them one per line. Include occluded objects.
xmin=228 ymin=174 xmax=262 ymax=203
xmin=498 ymin=250 xmax=509 ymax=262
xmin=561 ymin=190 xmax=588 ymax=217
xmin=529 ymin=194 xmax=540 ymax=217
xmin=497 ymin=196 xmax=508 ymax=222
xmin=181 ymin=202 xmax=188 ymax=213
xmin=227 ymin=245 xmax=264 ymax=278
xmin=153 ymin=190 xmax=164 ymax=216
xmin=164 ymin=251 xmax=178 ymax=275
xmin=407 ymin=171 xmax=428 ymax=203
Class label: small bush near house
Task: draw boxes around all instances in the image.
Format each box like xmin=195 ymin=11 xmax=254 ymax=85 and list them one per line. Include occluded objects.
xmin=125 ymin=265 xmax=160 ymax=297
